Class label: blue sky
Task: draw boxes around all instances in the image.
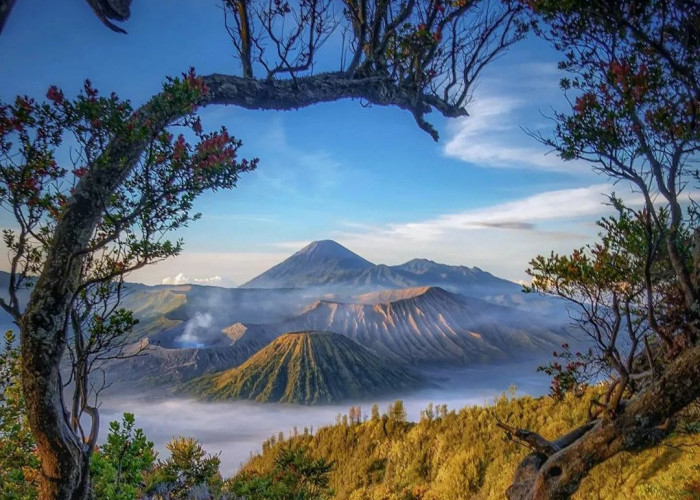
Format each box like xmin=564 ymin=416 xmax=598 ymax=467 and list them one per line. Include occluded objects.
xmin=0 ymin=0 xmax=625 ymax=285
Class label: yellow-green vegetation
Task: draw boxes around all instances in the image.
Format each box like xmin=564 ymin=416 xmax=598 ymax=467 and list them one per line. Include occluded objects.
xmin=186 ymin=332 xmax=422 ymax=404
xmin=574 ymin=410 xmax=700 ymax=500
xmin=235 ymin=388 xmax=699 ymax=500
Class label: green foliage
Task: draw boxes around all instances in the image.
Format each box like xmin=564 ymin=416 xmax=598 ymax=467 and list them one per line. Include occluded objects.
xmin=387 ymin=400 xmax=407 ymax=423
xmin=237 ymin=388 xmax=699 ymax=500
xmin=227 ymin=446 xmax=333 ymax=500
xmin=524 ymin=0 xmax=698 ymax=342
xmin=90 ymin=413 xmax=156 ymax=500
xmin=0 ymin=71 xmax=259 ymax=493
xmin=526 ymin=201 xmax=689 ymax=405
xmin=0 ymin=331 xmax=39 ymax=500
xmin=147 ymin=436 xmax=222 ymax=499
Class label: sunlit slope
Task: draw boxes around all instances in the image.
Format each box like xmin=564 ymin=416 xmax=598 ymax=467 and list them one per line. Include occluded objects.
xmin=226 ymin=287 xmax=569 ymax=365
xmin=237 ymin=388 xmax=699 ymax=500
xmin=187 ymin=331 xmax=422 ymax=404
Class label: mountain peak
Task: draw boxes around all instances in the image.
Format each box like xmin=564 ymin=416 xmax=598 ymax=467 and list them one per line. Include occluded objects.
xmin=241 ymin=240 xmax=373 ymax=289
xmin=295 ymin=240 xmax=371 ymax=263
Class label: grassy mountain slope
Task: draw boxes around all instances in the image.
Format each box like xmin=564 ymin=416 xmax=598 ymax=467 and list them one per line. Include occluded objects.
xmin=186 ymin=331 xmax=422 ymax=404
xmin=233 ymin=387 xmax=699 ymax=500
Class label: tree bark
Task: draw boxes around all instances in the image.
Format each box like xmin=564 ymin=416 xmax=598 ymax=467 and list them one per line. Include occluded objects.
xmin=201 ymin=72 xmax=468 ymax=137
xmin=506 ymin=342 xmax=700 ymax=500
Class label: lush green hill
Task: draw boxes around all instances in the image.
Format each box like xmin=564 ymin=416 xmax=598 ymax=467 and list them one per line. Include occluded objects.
xmin=185 ymin=331 xmax=423 ymax=404
xmin=231 ymin=388 xmax=699 ymax=500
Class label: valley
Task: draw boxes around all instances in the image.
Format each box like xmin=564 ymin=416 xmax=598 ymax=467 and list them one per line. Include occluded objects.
xmin=99 ymin=359 xmax=552 ymax=476
xmin=97 ymin=239 xmax=577 ymax=405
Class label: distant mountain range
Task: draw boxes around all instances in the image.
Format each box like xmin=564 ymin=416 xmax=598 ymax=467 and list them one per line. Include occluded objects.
xmin=241 ymin=240 xmax=519 ymax=298
xmin=185 ymin=331 xmax=423 ymax=404
xmin=241 ymin=240 xmax=374 ymax=289
xmin=223 ymin=286 xmax=567 ymax=365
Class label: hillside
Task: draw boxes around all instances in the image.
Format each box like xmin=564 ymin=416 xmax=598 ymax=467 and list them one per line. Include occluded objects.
xmin=225 ymin=287 xmax=569 ymax=365
xmin=186 ymin=331 xmax=423 ymax=404
xmin=100 ymin=340 xmax=258 ymax=394
xmin=231 ymin=387 xmax=700 ymax=500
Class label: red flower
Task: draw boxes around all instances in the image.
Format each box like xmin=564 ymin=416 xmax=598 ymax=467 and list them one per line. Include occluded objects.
xmin=192 ymin=117 xmax=203 ymax=134
xmin=46 ymin=86 xmax=64 ymax=105
xmin=72 ymin=167 xmax=88 ymax=178
xmin=173 ymin=135 xmax=187 ymax=161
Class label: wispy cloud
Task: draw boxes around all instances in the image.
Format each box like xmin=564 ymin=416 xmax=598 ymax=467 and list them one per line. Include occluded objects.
xmin=252 ymin=120 xmax=343 ymax=198
xmin=443 ymin=96 xmax=568 ymax=171
xmin=371 ymin=184 xmax=612 ymax=242
xmin=322 ymin=184 xmax=617 ymax=281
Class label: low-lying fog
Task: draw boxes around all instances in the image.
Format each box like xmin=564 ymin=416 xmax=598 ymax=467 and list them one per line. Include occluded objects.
xmin=99 ymin=360 xmax=551 ymax=476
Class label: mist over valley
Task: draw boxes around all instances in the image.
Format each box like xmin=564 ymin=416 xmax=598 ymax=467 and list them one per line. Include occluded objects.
xmin=99 ymin=359 xmax=552 ymax=476
xmin=1 ymin=239 xmax=580 ymax=475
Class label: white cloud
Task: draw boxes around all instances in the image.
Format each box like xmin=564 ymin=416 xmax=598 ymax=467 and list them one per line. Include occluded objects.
xmin=324 ymin=184 xmax=618 ymax=282
xmin=193 ymin=276 xmax=223 ymax=284
xmin=161 ymin=273 xmax=190 ymax=285
xmin=444 ymin=96 xmax=569 ymax=171
xmin=130 ymin=251 xmax=288 ymax=287
xmin=161 ymin=273 xmax=223 ymax=286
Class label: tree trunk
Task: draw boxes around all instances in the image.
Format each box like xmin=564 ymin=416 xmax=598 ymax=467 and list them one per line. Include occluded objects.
xmin=506 ymin=342 xmax=700 ymax=500
xmin=20 ymin=98 xmax=181 ymax=499
xmin=20 ymin=178 xmax=118 ymax=499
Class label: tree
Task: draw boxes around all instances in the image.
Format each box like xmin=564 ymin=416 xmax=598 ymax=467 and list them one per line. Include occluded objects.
xmin=528 ymin=0 xmax=698 ymax=321
xmin=228 ymin=446 xmax=333 ymax=500
xmin=527 ymin=200 xmax=684 ymax=410
xmin=0 ymin=0 xmax=131 ymax=35
xmin=370 ymin=403 xmax=380 ymax=422
xmin=1 ymin=74 xmax=254 ymax=499
xmin=501 ymin=1 xmax=700 ymax=498
xmin=2 ymin=2 xmax=528 ymax=499
xmin=0 ymin=331 xmax=39 ymax=499
xmin=387 ymin=400 xmax=407 ymax=423
xmin=90 ymin=413 xmax=156 ymax=500
xmin=147 ymin=436 xmax=222 ymax=499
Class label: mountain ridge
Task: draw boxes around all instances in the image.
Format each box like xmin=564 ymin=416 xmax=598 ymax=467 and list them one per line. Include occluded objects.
xmin=185 ymin=331 xmax=423 ymax=404
xmin=240 ymin=240 xmax=520 ymax=297
xmin=241 ymin=240 xmax=374 ymax=289
xmin=225 ymin=286 xmax=568 ymax=365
